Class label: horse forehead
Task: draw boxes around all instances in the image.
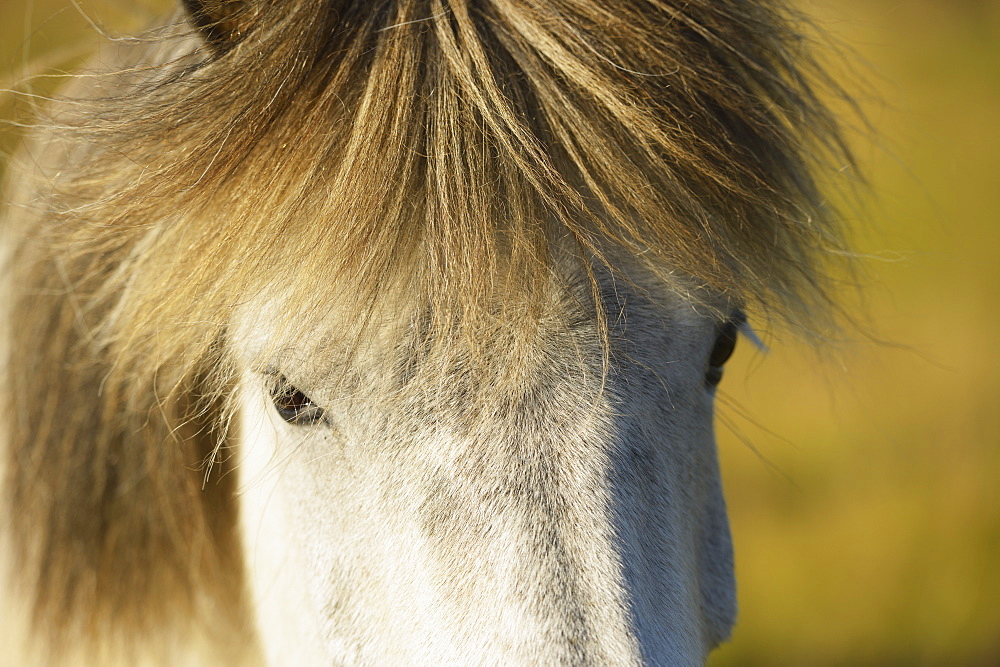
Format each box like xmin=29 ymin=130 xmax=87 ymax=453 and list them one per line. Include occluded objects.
xmin=229 ymin=280 xmax=710 ymax=400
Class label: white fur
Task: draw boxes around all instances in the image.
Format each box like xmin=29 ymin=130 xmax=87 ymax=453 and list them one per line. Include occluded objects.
xmin=232 ymin=268 xmax=736 ymax=665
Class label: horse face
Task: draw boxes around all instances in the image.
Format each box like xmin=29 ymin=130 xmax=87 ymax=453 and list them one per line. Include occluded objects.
xmin=231 ymin=267 xmax=737 ymax=665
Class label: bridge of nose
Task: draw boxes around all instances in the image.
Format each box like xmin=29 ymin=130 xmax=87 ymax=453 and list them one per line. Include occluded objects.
xmin=408 ymin=357 xmax=728 ymax=663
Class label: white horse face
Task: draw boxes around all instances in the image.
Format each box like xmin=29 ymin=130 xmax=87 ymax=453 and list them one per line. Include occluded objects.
xmin=233 ymin=267 xmax=737 ymax=665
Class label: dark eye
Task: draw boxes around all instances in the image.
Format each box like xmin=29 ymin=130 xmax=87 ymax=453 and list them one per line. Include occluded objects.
xmin=705 ymin=318 xmax=740 ymax=388
xmin=269 ymin=375 xmax=326 ymax=425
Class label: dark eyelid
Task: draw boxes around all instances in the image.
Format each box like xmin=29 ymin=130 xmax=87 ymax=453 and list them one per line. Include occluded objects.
xmin=706 ymin=310 xmax=743 ymax=388
xmin=261 ymin=366 xmax=315 ymax=395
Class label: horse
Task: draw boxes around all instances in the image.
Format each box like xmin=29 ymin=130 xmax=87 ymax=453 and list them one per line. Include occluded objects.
xmin=0 ymin=0 xmax=855 ymax=664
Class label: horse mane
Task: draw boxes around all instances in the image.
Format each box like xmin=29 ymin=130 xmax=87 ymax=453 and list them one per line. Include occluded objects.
xmin=2 ymin=0 xmax=856 ymax=660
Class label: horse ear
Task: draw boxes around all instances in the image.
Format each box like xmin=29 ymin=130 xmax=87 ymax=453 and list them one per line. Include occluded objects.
xmin=181 ymin=0 xmax=258 ymax=51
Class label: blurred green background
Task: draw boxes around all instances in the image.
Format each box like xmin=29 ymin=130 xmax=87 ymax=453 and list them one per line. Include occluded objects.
xmin=712 ymin=1 xmax=1000 ymax=663
xmin=2 ymin=1 xmax=998 ymax=664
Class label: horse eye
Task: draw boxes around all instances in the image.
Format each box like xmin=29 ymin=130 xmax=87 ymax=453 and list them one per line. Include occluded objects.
xmin=269 ymin=375 xmax=325 ymax=425
xmin=705 ymin=319 xmax=739 ymax=387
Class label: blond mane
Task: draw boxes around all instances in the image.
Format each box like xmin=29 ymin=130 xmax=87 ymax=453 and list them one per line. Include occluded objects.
xmin=2 ymin=0 xmax=855 ymax=660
